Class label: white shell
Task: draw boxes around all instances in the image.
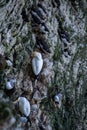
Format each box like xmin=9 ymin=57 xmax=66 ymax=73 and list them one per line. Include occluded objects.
xmin=6 ymin=60 xmax=13 ymax=67
xmin=10 ymin=79 xmax=16 ymax=85
xmin=20 ymin=116 xmax=28 ymax=123
xmin=5 ymin=79 xmax=16 ymax=90
xmin=6 ymin=81 xmax=13 ymax=90
xmin=18 ymin=97 xmax=30 ymax=117
xmin=54 ymin=93 xmax=62 ymax=103
xmin=32 ymin=52 xmax=43 ymax=76
xmin=54 ymin=95 xmax=60 ymax=103
xmin=54 ymin=93 xmax=62 ymax=108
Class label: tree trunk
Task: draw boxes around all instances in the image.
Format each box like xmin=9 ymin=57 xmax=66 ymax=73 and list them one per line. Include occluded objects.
xmin=0 ymin=0 xmax=87 ymax=130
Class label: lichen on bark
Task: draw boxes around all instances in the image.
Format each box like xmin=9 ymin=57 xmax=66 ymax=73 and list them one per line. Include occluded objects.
xmin=0 ymin=0 xmax=87 ymax=130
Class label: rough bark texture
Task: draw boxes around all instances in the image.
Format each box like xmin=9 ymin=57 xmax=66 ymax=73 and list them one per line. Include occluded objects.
xmin=0 ymin=0 xmax=87 ymax=130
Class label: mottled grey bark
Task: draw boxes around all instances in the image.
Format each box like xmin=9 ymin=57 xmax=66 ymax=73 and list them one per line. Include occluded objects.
xmin=0 ymin=0 xmax=87 ymax=130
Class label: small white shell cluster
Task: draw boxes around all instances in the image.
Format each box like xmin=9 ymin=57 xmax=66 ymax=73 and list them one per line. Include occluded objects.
xmin=18 ymin=97 xmax=30 ymax=117
xmin=6 ymin=79 xmax=16 ymax=90
xmin=31 ymin=2 xmax=50 ymax=83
